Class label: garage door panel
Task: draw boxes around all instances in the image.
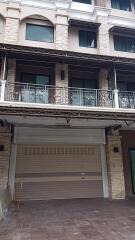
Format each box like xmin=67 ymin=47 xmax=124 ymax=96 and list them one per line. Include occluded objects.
xmin=15 ymin=144 xmax=103 ymax=200
xmin=16 ymin=145 xmax=101 ymax=174
xmin=15 ymin=180 xmax=103 ymax=201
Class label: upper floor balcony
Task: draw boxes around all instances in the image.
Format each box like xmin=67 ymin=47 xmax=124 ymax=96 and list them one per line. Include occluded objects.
xmin=0 ymin=81 xmax=135 ymax=110
xmin=0 ymin=43 xmax=135 ymax=115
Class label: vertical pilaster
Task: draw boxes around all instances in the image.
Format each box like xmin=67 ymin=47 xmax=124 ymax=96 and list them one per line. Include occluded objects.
xmin=106 ymin=133 xmax=125 ymax=199
xmin=94 ymin=5 xmax=110 ymax=56
xmin=98 ymin=68 xmax=111 ymax=107
xmin=55 ymin=9 xmax=68 ymax=50
xmin=0 ymin=126 xmax=12 ymax=221
xmin=7 ymin=59 xmax=16 ymax=83
xmin=95 ymin=0 xmax=107 ymax=7
xmin=4 ymin=2 xmax=20 ymax=44
xmin=55 ymin=63 xmax=68 ymax=104
xmin=98 ymin=68 xmax=109 ymax=90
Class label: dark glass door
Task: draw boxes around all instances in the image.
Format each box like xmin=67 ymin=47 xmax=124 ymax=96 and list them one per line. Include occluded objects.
xmin=71 ymin=79 xmax=97 ymax=106
xmin=129 ymin=149 xmax=135 ymax=193
xmin=118 ymin=82 xmax=135 ymax=108
xmin=20 ymin=73 xmax=50 ymax=103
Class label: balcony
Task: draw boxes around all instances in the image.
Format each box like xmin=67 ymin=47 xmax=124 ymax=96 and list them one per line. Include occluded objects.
xmin=0 ymin=81 xmax=135 ymax=110
xmin=4 ymin=82 xmax=114 ymax=108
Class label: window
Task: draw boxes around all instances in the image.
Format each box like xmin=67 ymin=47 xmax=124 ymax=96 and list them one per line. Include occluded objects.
xmin=21 ymin=73 xmax=50 ymax=85
xmin=26 ymin=23 xmax=54 ymax=43
xmin=71 ymin=78 xmax=97 ymax=106
xmin=79 ymin=30 xmax=97 ymax=48
xmin=114 ymin=35 xmax=135 ymax=53
xmin=73 ymin=0 xmax=91 ymax=4
xmin=20 ymin=73 xmax=50 ymax=104
xmin=111 ymin=0 xmax=131 ymax=11
xmin=118 ymin=82 xmax=135 ymax=91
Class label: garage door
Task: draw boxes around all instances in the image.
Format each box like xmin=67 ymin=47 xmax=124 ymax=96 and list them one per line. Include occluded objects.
xmin=14 ymin=144 xmax=103 ymax=201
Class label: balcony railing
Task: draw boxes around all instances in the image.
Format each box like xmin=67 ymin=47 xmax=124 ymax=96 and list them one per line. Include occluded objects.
xmin=119 ymin=91 xmax=135 ymax=109
xmin=0 ymin=81 xmax=135 ymax=109
xmin=3 ymin=82 xmax=114 ymax=108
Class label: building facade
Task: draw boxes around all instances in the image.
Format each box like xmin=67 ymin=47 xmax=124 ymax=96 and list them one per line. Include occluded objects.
xmin=0 ymin=0 xmax=135 ymax=220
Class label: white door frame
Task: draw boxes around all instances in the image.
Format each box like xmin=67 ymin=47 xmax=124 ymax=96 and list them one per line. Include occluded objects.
xmin=101 ymin=145 xmax=109 ymax=198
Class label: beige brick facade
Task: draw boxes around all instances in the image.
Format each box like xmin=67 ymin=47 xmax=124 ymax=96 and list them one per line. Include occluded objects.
xmin=106 ymin=135 xmax=125 ymax=199
xmin=98 ymin=68 xmax=109 ymax=90
xmin=55 ymin=63 xmax=68 ymax=104
xmin=55 ymin=10 xmax=68 ymax=51
xmin=0 ymin=127 xmax=12 ymax=221
xmin=7 ymin=59 xmax=16 ymax=83
xmin=4 ymin=18 xmax=19 ymax=44
xmin=4 ymin=2 xmax=20 ymax=44
xmin=98 ymin=16 xmax=110 ymax=56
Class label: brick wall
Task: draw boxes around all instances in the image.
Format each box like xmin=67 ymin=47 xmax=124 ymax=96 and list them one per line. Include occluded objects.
xmin=7 ymin=59 xmax=16 ymax=83
xmin=106 ymin=135 xmax=125 ymax=199
xmin=0 ymin=127 xmax=12 ymax=221
xmin=4 ymin=2 xmax=20 ymax=44
xmin=56 ymin=10 xmax=68 ymax=51
xmin=55 ymin=64 xmax=68 ymax=104
xmin=4 ymin=18 xmax=19 ymax=44
xmin=98 ymin=17 xmax=110 ymax=55
xmin=95 ymin=0 xmax=107 ymax=7
xmin=120 ymin=130 xmax=135 ymax=197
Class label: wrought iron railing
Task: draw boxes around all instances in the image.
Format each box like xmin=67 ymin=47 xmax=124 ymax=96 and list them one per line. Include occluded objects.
xmin=119 ymin=91 xmax=135 ymax=109
xmin=4 ymin=82 xmax=114 ymax=108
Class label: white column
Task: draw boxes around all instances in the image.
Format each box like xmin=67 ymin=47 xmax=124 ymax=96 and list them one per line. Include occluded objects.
xmin=114 ymin=89 xmax=119 ymax=108
xmin=101 ymin=145 xmax=109 ymax=198
xmin=0 ymin=80 xmax=6 ymax=102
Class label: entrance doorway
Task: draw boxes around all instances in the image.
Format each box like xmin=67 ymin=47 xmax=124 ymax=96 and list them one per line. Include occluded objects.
xmin=129 ymin=149 xmax=135 ymax=194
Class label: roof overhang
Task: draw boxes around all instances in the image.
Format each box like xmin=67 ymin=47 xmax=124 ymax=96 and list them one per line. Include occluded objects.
xmin=69 ymin=19 xmax=100 ymax=31
xmin=0 ymin=102 xmax=135 ymax=121
xmin=110 ymin=26 xmax=135 ymax=35
xmin=0 ymin=43 xmax=135 ymax=70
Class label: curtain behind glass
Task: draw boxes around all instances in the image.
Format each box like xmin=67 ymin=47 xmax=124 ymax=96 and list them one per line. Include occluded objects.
xmin=111 ymin=0 xmax=131 ymax=11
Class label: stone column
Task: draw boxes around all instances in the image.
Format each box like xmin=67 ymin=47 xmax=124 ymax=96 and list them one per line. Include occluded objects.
xmin=6 ymin=59 xmax=17 ymax=101
xmin=4 ymin=2 xmax=20 ymax=44
xmin=55 ymin=9 xmax=69 ymax=50
xmin=106 ymin=133 xmax=125 ymax=199
xmin=98 ymin=68 xmax=109 ymax=90
xmin=98 ymin=17 xmax=110 ymax=55
xmin=7 ymin=59 xmax=16 ymax=83
xmin=0 ymin=126 xmax=12 ymax=221
xmin=98 ymin=68 xmax=112 ymax=107
xmin=95 ymin=0 xmax=107 ymax=7
xmin=55 ymin=63 xmax=68 ymax=104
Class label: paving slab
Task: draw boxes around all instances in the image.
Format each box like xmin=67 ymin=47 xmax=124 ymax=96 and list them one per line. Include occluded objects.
xmin=0 ymin=198 xmax=135 ymax=240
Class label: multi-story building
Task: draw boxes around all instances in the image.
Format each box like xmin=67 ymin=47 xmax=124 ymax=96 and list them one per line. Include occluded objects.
xmin=0 ymin=0 xmax=135 ymax=219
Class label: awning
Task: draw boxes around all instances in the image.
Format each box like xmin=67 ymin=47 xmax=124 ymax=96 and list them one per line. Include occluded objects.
xmin=110 ymin=26 xmax=135 ymax=35
xmin=69 ymin=19 xmax=100 ymax=31
xmin=1 ymin=43 xmax=135 ymax=68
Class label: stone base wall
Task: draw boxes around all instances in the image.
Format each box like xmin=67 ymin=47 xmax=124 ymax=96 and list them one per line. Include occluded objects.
xmin=106 ymin=135 xmax=125 ymax=199
xmin=0 ymin=126 xmax=12 ymax=221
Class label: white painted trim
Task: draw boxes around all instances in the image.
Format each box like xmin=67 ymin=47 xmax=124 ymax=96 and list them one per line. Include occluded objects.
xmin=8 ymin=143 xmax=17 ymax=201
xmin=1 ymin=101 xmax=135 ymax=114
xmin=101 ymin=145 xmax=109 ymax=198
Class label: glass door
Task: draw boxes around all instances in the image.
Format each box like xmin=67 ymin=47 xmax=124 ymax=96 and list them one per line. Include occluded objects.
xmin=129 ymin=149 xmax=135 ymax=194
xmin=21 ymin=73 xmax=50 ymax=103
xmin=71 ymin=79 xmax=97 ymax=106
xmin=118 ymin=82 xmax=135 ymax=108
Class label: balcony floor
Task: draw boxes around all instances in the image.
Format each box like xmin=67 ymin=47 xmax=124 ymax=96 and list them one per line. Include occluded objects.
xmin=0 ymin=198 xmax=135 ymax=240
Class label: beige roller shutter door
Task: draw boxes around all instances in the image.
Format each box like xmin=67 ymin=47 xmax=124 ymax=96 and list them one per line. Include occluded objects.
xmin=14 ymin=144 xmax=103 ymax=201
